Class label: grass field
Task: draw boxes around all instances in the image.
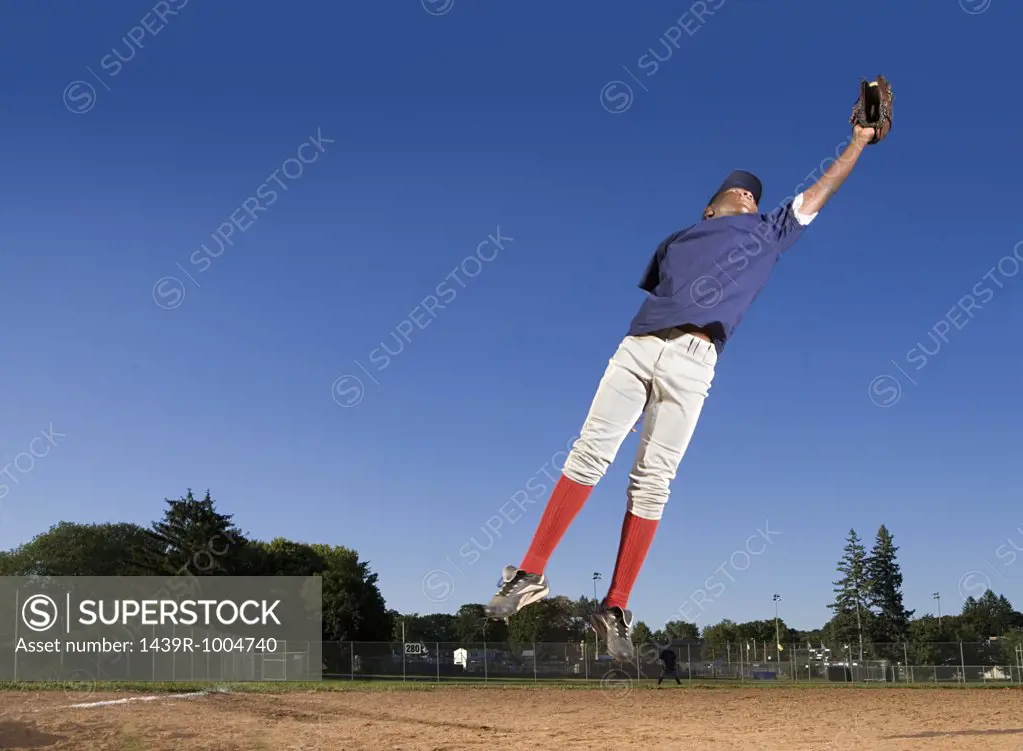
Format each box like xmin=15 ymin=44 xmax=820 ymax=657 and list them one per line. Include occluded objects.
xmin=1 ymin=679 xmax=1021 ymax=750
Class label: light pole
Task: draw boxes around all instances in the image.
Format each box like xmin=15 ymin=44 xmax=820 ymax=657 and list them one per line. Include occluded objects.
xmin=853 ymin=576 xmax=865 ymax=662
xmin=481 ymin=617 xmax=489 ymax=681
xmin=772 ymin=594 xmax=782 ymax=664
xmin=592 ymin=572 xmax=602 ymax=658
xmin=933 ymin=592 xmax=942 ymax=627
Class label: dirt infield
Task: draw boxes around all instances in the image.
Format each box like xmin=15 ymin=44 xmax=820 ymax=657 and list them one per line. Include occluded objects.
xmin=1 ymin=686 xmax=1021 ymax=750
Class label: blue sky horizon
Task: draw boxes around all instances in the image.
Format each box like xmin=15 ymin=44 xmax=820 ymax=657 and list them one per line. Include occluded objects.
xmin=1 ymin=0 xmax=1021 ymax=633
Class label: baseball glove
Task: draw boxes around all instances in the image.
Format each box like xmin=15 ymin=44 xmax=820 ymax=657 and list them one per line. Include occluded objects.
xmin=849 ymin=75 xmax=894 ymax=144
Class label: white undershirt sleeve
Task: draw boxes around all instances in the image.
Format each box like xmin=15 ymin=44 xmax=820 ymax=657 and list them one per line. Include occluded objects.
xmin=792 ymin=192 xmax=818 ymax=226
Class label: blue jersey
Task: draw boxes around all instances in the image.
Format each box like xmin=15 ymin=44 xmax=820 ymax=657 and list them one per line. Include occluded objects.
xmin=628 ymin=196 xmax=814 ymax=353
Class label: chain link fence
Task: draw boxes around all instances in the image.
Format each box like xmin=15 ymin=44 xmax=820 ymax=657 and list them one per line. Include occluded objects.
xmin=328 ymin=640 xmax=1023 ymax=685
xmin=9 ymin=638 xmax=1019 ymax=685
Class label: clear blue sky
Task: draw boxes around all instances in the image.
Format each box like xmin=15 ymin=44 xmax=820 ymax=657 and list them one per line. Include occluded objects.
xmin=1 ymin=0 xmax=1021 ymax=633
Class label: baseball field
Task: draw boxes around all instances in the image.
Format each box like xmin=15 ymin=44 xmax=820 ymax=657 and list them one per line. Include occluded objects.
xmin=1 ymin=681 xmax=1020 ymax=750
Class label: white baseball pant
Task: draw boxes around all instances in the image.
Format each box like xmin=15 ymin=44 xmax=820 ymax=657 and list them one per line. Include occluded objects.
xmin=561 ymin=328 xmax=717 ymax=520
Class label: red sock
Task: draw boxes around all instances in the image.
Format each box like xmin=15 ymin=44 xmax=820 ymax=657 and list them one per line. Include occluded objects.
xmin=605 ymin=511 xmax=659 ymax=610
xmin=519 ymin=475 xmax=593 ymax=575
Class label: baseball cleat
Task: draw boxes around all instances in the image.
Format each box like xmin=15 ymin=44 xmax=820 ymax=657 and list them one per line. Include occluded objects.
xmin=484 ymin=565 xmax=549 ymax=619
xmin=591 ymin=601 xmax=635 ymax=662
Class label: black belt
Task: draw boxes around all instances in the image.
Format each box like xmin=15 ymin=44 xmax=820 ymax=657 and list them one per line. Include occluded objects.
xmin=651 ymin=325 xmax=710 ymax=341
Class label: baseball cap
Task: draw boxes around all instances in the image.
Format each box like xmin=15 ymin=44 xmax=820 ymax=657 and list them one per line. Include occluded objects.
xmin=709 ymin=170 xmax=762 ymax=205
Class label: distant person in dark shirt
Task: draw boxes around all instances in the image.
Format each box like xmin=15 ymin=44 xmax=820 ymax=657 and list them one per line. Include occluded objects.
xmin=658 ymin=645 xmax=681 ymax=686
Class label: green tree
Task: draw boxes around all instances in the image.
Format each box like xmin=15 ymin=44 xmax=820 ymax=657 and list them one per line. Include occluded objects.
xmin=450 ymin=604 xmax=509 ymax=644
xmin=727 ymin=620 xmax=792 ymax=661
xmin=700 ymin=619 xmax=739 ymax=660
xmin=956 ymin=592 xmax=1018 ymax=667
xmin=663 ymin=620 xmax=700 ymax=641
xmin=998 ymin=629 xmax=1023 ymax=665
xmin=418 ymin=614 xmax=458 ymax=642
xmin=506 ymin=596 xmax=576 ymax=643
xmin=481 ymin=617 xmax=509 ymax=644
xmin=632 ymin=620 xmax=653 ymax=647
xmin=569 ymin=596 xmax=596 ymax=618
xmin=961 ymin=591 xmax=1015 ymax=637
xmin=828 ymin=529 xmax=871 ymax=657
xmin=864 ymin=525 xmax=913 ymax=643
xmin=313 ymin=544 xmax=391 ymax=641
xmin=735 ymin=620 xmax=777 ymax=644
xmin=906 ymin=614 xmax=984 ymax=666
xmin=143 ymin=489 xmax=248 ymax=575
xmin=631 ymin=622 xmax=665 ymax=672
xmin=1010 ymin=603 xmax=1023 ymax=631
xmin=393 ymin=614 xmax=457 ymax=643
xmin=506 ymin=601 xmax=546 ymax=644
xmin=0 ymin=550 xmax=17 ymax=575
xmin=0 ymin=522 xmax=157 ymax=576
xmin=392 ymin=614 xmax=422 ymax=642
xmin=454 ymin=604 xmax=487 ymax=643
xmin=246 ymin=538 xmax=326 ymax=576
xmin=232 ymin=536 xmax=391 ymax=641
xmin=792 ymin=628 xmax=826 ymax=648
xmin=568 ymin=595 xmax=597 ymax=637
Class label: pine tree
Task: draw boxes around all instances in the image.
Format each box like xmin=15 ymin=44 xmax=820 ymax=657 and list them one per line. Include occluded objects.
xmin=962 ymin=590 xmax=1015 ymax=636
xmin=828 ymin=529 xmax=870 ymax=658
xmin=141 ymin=489 xmax=247 ymax=575
xmin=996 ymin=594 xmax=1020 ymax=632
xmin=864 ymin=524 xmax=914 ymax=642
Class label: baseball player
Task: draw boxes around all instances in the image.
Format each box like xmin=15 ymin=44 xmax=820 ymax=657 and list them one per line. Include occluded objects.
xmin=484 ymin=121 xmax=881 ymax=662
xmin=658 ymin=644 xmax=681 ymax=686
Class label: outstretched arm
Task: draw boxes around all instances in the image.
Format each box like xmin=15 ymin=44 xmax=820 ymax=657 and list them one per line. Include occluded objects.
xmin=799 ymin=125 xmax=874 ymax=216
